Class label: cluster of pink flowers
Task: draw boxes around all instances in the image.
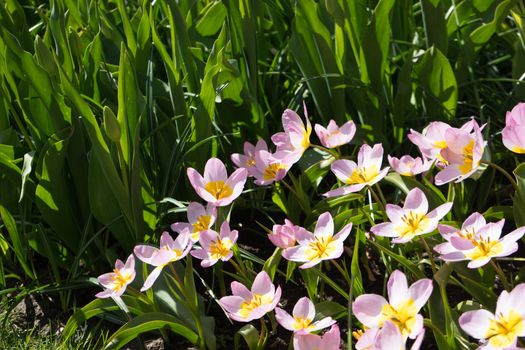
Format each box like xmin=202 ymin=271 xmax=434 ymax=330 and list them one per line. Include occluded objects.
xmin=95 ymin=102 xmax=525 ymax=349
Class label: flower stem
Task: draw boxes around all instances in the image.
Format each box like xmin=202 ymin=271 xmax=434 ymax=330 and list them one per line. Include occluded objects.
xmin=419 ymin=236 xmax=437 ymax=274
xmin=481 ymin=160 xmax=519 ymax=192
xmin=490 ymin=260 xmax=510 ymax=291
xmin=368 ymin=186 xmax=386 ymax=219
xmin=257 ymin=318 xmax=268 ymax=350
xmin=330 ymin=259 xmax=351 ymax=286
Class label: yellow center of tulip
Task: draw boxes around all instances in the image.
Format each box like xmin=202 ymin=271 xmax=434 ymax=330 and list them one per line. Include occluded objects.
xmin=238 ymin=294 xmax=273 ymax=318
xmin=305 ymin=236 xmax=336 ymax=261
xmin=512 ymin=146 xmax=525 ymax=154
xmin=246 ymin=157 xmax=256 ymax=166
xmin=263 ymin=163 xmax=286 ymax=180
xmin=208 ymin=238 xmax=232 ymax=260
xmin=381 ymin=298 xmax=418 ymax=338
xmin=465 ymin=237 xmax=503 ymax=262
xmin=457 ymin=228 xmax=476 ymax=241
xmin=111 ymin=268 xmax=133 ymax=292
xmin=486 ymin=311 xmax=524 ymax=347
xmin=205 ymin=181 xmax=233 ymax=200
xmin=347 ymin=165 xmax=379 ymax=184
xmin=396 ymin=211 xmax=429 ymax=239
xmin=293 ymin=316 xmax=312 ymax=330
xmin=433 ymin=140 xmax=448 ymax=164
xmin=301 ymin=127 xmax=311 ymax=150
xmin=192 ymin=215 xmax=211 ymax=233
xmin=458 ymin=140 xmax=476 ymax=175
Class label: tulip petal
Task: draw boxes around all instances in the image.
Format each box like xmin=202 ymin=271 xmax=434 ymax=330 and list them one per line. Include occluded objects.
xmin=459 ymin=309 xmax=494 ymax=339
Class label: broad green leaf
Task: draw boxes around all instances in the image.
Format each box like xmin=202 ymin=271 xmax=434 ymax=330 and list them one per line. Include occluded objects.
xmin=105 ymin=312 xmax=199 ymax=349
xmin=413 ymin=47 xmax=457 ymax=120
xmin=0 ymin=205 xmax=34 ymax=279
xmin=234 ymin=324 xmax=259 ymax=350
xmin=196 ymin=2 xmax=227 ymax=36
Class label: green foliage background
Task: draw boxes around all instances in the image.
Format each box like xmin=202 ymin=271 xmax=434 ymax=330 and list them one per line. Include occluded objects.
xmin=1 ymin=0 xmax=525 ymax=347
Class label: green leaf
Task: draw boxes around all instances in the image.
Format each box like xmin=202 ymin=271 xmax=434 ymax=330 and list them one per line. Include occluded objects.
xmin=105 ymin=312 xmax=199 ymax=349
xmin=315 ymin=301 xmax=348 ymax=320
xmin=513 ymin=163 xmax=525 ymax=226
xmin=196 ymin=2 xmax=227 ymax=36
xmin=262 ymin=247 xmax=282 ymax=280
xmin=0 ymin=205 xmax=34 ymax=279
xmin=234 ymin=324 xmax=259 ymax=350
xmin=413 ymin=46 xmax=457 ymax=120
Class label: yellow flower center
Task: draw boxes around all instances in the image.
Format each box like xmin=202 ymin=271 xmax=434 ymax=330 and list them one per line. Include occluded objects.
xmin=204 ymin=181 xmax=233 ymax=200
xmin=347 ymin=165 xmax=379 ymax=184
xmin=238 ymin=294 xmax=273 ymax=318
xmin=293 ymin=316 xmax=312 ymax=330
xmin=433 ymin=140 xmax=447 ymax=149
xmin=263 ymin=163 xmax=286 ymax=180
xmin=457 ymin=228 xmax=476 ymax=241
xmin=512 ymin=146 xmax=525 ymax=154
xmin=458 ymin=140 xmax=476 ymax=175
xmin=352 ymin=329 xmax=365 ymax=340
xmin=192 ymin=215 xmax=211 ymax=233
xmin=111 ymin=268 xmax=132 ymax=292
xmin=465 ymin=237 xmax=503 ymax=262
xmin=208 ymin=238 xmax=232 ymax=260
xmin=305 ymin=236 xmax=336 ymax=261
xmin=381 ymin=298 xmax=417 ymax=338
xmin=486 ymin=311 xmax=524 ymax=348
xmin=246 ymin=157 xmax=256 ymax=167
xmin=302 ymin=127 xmax=311 ymax=150
xmin=396 ymin=211 xmax=429 ymax=239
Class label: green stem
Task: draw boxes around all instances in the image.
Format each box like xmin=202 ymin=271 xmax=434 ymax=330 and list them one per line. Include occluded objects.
xmin=257 ymin=318 xmax=268 ymax=350
xmin=481 ymin=160 xmax=519 ymax=192
xmin=368 ymin=186 xmax=386 ymax=218
xmin=310 ymin=143 xmax=339 ymax=158
xmin=330 ymin=260 xmax=351 ymax=286
xmin=490 ymin=260 xmax=510 ymax=291
xmin=419 ymin=236 xmax=437 ymax=274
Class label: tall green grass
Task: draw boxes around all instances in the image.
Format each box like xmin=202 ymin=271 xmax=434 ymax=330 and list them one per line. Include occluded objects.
xmin=0 ymin=0 xmax=523 ymax=313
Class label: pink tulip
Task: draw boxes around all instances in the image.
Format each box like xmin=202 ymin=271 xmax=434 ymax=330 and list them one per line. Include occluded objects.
xmin=506 ymin=102 xmax=525 ymax=126
xmin=388 ymin=155 xmax=431 ymax=177
xmin=355 ymin=321 xmax=425 ymax=350
xmin=219 ymin=271 xmax=281 ymax=322
xmin=187 ymin=158 xmax=248 ymax=206
xmin=293 ymin=324 xmax=340 ymax=350
xmin=434 ymin=120 xmax=486 ymax=185
xmin=281 ymin=212 xmax=352 ymax=269
xmin=352 ymin=270 xmax=433 ymax=339
xmin=190 ymin=221 xmax=238 ymax=267
xmin=314 ymin=119 xmax=356 ymax=148
xmin=370 ymin=188 xmax=452 ymax=243
xmin=133 ymin=232 xmax=192 ymax=291
xmin=434 ymin=212 xmax=487 ymax=261
xmin=252 ymin=148 xmax=292 ymax=186
xmin=170 ymin=202 xmax=217 ymax=242
xmin=275 ymin=297 xmax=335 ymax=334
xmin=268 ymin=219 xmax=305 ymax=249
xmin=96 ymin=254 xmax=136 ymax=298
xmin=272 ymin=105 xmax=312 ymax=165
xmin=436 ymin=219 xmax=525 ymax=268
xmin=324 ymin=143 xmax=389 ymax=197
xmin=231 ymin=140 xmax=268 ymax=176
xmin=459 ymin=283 xmax=525 ymax=349
xmin=502 ymin=124 xmax=525 ymax=154
xmin=407 ymin=122 xmax=452 ymax=161
xmin=503 ymin=103 xmax=525 ymax=154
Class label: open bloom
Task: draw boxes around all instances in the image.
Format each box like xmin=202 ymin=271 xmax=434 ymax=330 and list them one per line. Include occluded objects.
xmin=231 ymin=139 xmax=268 ymax=176
xmin=435 ymin=120 xmax=486 ymax=185
xmin=219 ymin=271 xmax=281 ymax=322
xmin=434 ymin=212 xmax=487 ymax=261
xmin=314 ymin=119 xmax=356 ymax=148
xmin=187 ymin=158 xmax=248 ymax=206
xmin=170 ymin=202 xmax=217 ymax=242
xmin=96 ymin=254 xmax=136 ymax=298
xmin=408 ymin=121 xmax=453 ymax=161
xmin=503 ymin=103 xmax=525 ymax=154
xmin=353 ymin=270 xmax=433 ymax=339
xmin=134 ymin=232 xmax=192 ymax=291
xmin=272 ymin=105 xmax=312 ymax=165
xmin=459 ymin=283 xmax=525 ymax=349
xmin=252 ymin=148 xmax=292 ymax=186
xmin=190 ymin=221 xmax=238 ymax=267
xmin=293 ymin=324 xmax=340 ymax=350
xmin=268 ymin=219 xmax=306 ymax=249
xmin=370 ymin=188 xmax=452 ymax=243
xmin=275 ymin=297 xmax=335 ymax=334
xmin=324 ymin=143 xmax=389 ymax=197
xmin=388 ymin=155 xmax=431 ymax=177
xmin=435 ymin=219 xmax=525 ymax=268
xmin=355 ymin=321 xmax=425 ymax=350
xmin=281 ymin=212 xmax=352 ymax=269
